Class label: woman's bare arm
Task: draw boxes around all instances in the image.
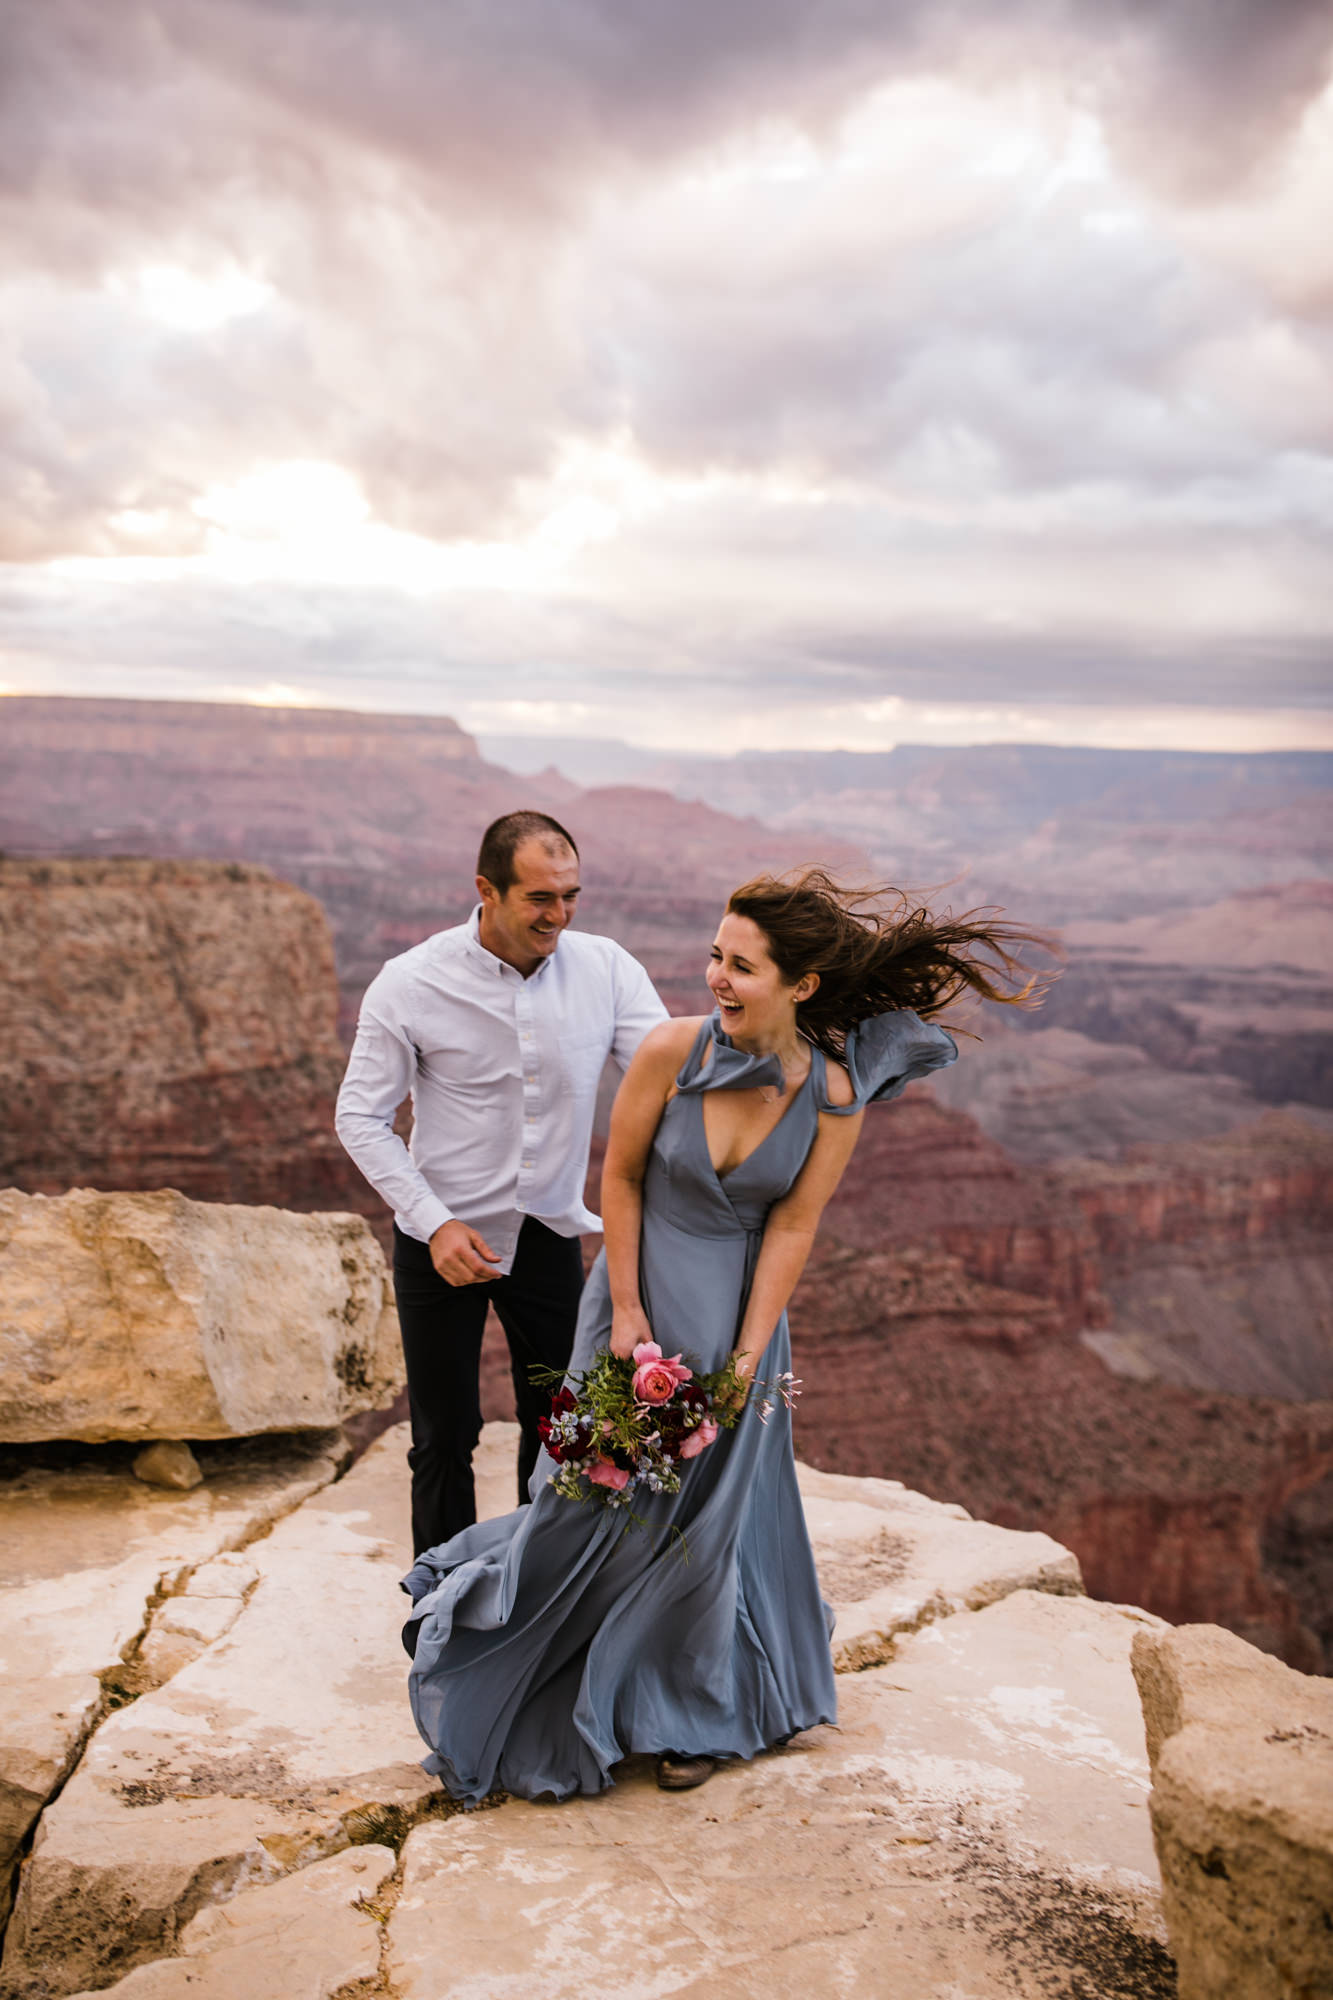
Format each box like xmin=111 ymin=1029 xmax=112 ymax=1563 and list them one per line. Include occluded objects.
xmin=730 ymin=1069 xmax=864 ymax=1391
xmin=600 ymin=1017 xmax=702 ymax=1358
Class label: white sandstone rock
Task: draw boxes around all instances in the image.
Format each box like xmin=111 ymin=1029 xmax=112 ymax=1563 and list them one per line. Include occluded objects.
xmin=1132 ymin=1623 xmax=1333 ymax=2000
xmin=0 ymin=1433 xmax=346 ymax=1930
xmin=2 ymin=1424 xmax=1120 ymax=2000
xmin=388 ymin=1592 xmax=1170 ymax=2000
xmin=799 ymin=1466 xmax=1084 ymax=1670
xmin=65 ymin=1842 xmax=397 ymax=2000
xmin=0 ymin=1188 xmax=404 ymax=1443
xmin=132 ymin=1444 xmax=204 ymax=1491
xmin=1 ymin=1426 xmax=431 ymax=1997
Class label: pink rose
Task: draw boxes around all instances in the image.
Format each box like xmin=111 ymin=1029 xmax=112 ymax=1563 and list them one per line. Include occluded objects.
xmin=677 ymin=1416 xmax=719 ymax=1460
xmin=586 ymin=1458 xmax=631 ymax=1491
xmin=633 ymin=1362 xmax=678 ymax=1404
xmin=631 ymin=1341 xmax=693 ymax=1405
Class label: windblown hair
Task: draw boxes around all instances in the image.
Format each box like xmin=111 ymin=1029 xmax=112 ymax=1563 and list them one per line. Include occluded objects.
xmin=726 ymin=868 xmax=1057 ymax=1058
xmin=476 ymin=811 xmax=579 ymax=895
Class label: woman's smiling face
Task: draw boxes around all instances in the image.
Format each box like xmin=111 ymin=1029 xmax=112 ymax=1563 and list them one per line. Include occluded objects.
xmin=706 ymin=912 xmax=796 ymax=1040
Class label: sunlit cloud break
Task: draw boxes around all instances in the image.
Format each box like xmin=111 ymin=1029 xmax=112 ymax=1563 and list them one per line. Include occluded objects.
xmin=1 ymin=0 xmax=1330 ymax=749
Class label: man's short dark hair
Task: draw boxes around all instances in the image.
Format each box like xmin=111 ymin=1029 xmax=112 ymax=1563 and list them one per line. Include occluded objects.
xmin=476 ymin=812 xmax=580 ymax=895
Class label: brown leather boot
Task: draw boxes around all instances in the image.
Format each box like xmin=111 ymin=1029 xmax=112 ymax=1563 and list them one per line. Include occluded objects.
xmin=656 ymin=1752 xmax=718 ymax=1791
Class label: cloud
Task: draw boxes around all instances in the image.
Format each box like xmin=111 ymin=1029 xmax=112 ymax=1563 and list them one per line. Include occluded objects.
xmin=0 ymin=0 xmax=1329 ymax=733
xmin=1085 ymin=0 xmax=1333 ymax=199
xmin=5 ymin=1 xmax=1329 ymax=220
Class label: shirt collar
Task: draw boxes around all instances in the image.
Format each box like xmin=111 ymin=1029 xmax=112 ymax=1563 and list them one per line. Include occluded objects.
xmin=464 ymin=902 xmax=554 ymax=981
xmin=462 ymin=904 xmax=504 ymax=976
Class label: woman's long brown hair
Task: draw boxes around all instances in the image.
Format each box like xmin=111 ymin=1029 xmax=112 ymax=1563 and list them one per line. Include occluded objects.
xmin=726 ymin=867 xmax=1058 ymax=1059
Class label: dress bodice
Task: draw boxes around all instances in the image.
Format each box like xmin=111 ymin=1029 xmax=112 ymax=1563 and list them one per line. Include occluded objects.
xmin=642 ymin=1006 xmax=958 ymax=1239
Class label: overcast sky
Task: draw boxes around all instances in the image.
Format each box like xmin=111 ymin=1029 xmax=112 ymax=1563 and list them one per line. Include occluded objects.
xmin=1 ymin=0 xmax=1330 ymax=753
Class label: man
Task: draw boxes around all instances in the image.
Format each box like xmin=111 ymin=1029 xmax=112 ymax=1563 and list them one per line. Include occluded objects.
xmin=335 ymin=810 xmax=667 ymax=1555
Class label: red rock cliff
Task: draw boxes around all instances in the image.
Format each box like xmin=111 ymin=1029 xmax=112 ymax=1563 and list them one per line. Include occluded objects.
xmin=0 ymin=858 xmax=368 ymax=1215
xmin=1054 ymin=1116 xmax=1333 ymax=1260
xmin=793 ymin=1097 xmax=1333 ymax=1672
xmin=820 ymin=1091 xmax=1109 ymax=1333
xmin=789 ymin=1258 xmax=1333 ymax=1673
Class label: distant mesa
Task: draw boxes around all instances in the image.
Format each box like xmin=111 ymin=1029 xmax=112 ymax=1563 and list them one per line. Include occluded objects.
xmin=0 ymin=692 xmax=482 ymax=766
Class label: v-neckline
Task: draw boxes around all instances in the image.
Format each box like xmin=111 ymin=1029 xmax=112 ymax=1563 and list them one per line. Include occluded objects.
xmin=700 ymin=1051 xmax=815 ymax=1186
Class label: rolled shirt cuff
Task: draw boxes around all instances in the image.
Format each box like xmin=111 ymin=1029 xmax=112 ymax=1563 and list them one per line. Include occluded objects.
xmin=402 ymin=1194 xmax=454 ymax=1245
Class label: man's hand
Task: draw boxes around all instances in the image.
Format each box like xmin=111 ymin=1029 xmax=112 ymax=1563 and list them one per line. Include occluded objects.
xmin=429 ymin=1219 xmax=502 ymax=1286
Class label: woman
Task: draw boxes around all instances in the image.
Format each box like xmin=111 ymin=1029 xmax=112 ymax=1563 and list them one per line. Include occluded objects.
xmin=403 ymin=869 xmax=1044 ymax=1801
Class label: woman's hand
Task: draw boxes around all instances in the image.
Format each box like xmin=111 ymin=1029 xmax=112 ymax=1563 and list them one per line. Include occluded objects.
xmin=609 ymin=1301 xmax=654 ymax=1360
xmin=714 ymin=1349 xmax=756 ymax=1417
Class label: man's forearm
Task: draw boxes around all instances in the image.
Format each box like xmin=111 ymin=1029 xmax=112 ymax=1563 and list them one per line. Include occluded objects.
xmin=335 ymin=1011 xmax=452 ymax=1242
xmin=334 ymin=1100 xmax=453 ymax=1243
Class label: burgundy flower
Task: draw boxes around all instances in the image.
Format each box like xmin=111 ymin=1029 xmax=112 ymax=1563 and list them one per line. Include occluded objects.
xmin=538 ymin=1417 xmax=568 ymax=1463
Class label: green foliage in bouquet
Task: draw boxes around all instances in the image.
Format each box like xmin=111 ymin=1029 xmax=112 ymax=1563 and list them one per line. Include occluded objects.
xmin=534 ymin=1340 xmax=799 ymax=1533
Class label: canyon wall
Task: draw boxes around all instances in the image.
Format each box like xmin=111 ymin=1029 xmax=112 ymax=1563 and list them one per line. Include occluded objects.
xmin=548 ymin=739 xmax=1333 ymax=927
xmin=817 ymin=1093 xmax=1108 ymax=1330
xmin=1036 ymin=944 xmax=1333 ymax=1110
xmin=0 ymin=857 xmax=368 ymax=1215
xmin=792 ymin=1091 xmax=1333 ymax=1672
xmin=1061 ymin=1116 xmax=1333 ymax=1403
xmin=789 ymin=1254 xmax=1333 ymax=1673
xmin=1057 ymin=1114 xmax=1333 ymax=1260
xmin=3 ymin=698 xmax=480 ymax=766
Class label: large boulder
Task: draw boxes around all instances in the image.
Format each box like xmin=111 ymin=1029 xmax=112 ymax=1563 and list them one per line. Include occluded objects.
xmin=0 ymin=1188 xmax=403 ymax=1442
xmin=1132 ymin=1623 xmax=1333 ymax=2000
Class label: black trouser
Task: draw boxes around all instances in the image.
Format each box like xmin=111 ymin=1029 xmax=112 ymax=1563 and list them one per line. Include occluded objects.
xmin=392 ymin=1218 xmax=585 ymax=1557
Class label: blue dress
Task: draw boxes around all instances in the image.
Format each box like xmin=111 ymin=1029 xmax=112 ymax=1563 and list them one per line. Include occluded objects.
xmin=403 ymin=1007 xmax=957 ymax=1803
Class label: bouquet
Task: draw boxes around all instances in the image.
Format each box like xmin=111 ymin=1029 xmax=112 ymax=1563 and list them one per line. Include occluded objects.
xmin=537 ymin=1339 xmax=799 ymax=1523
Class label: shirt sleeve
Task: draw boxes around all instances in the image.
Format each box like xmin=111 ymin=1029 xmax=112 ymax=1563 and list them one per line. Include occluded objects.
xmin=609 ymin=945 xmax=670 ymax=1073
xmin=334 ymin=972 xmax=454 ymax=1245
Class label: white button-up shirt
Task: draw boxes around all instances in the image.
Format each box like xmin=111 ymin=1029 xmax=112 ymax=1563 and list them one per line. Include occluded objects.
xmin=335 ymin=908 xmax=667 ymax=1270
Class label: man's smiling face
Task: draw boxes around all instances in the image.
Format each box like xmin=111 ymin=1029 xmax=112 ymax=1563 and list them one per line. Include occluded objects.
xmin=477 ymin=837 xmax=581 ymax=976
